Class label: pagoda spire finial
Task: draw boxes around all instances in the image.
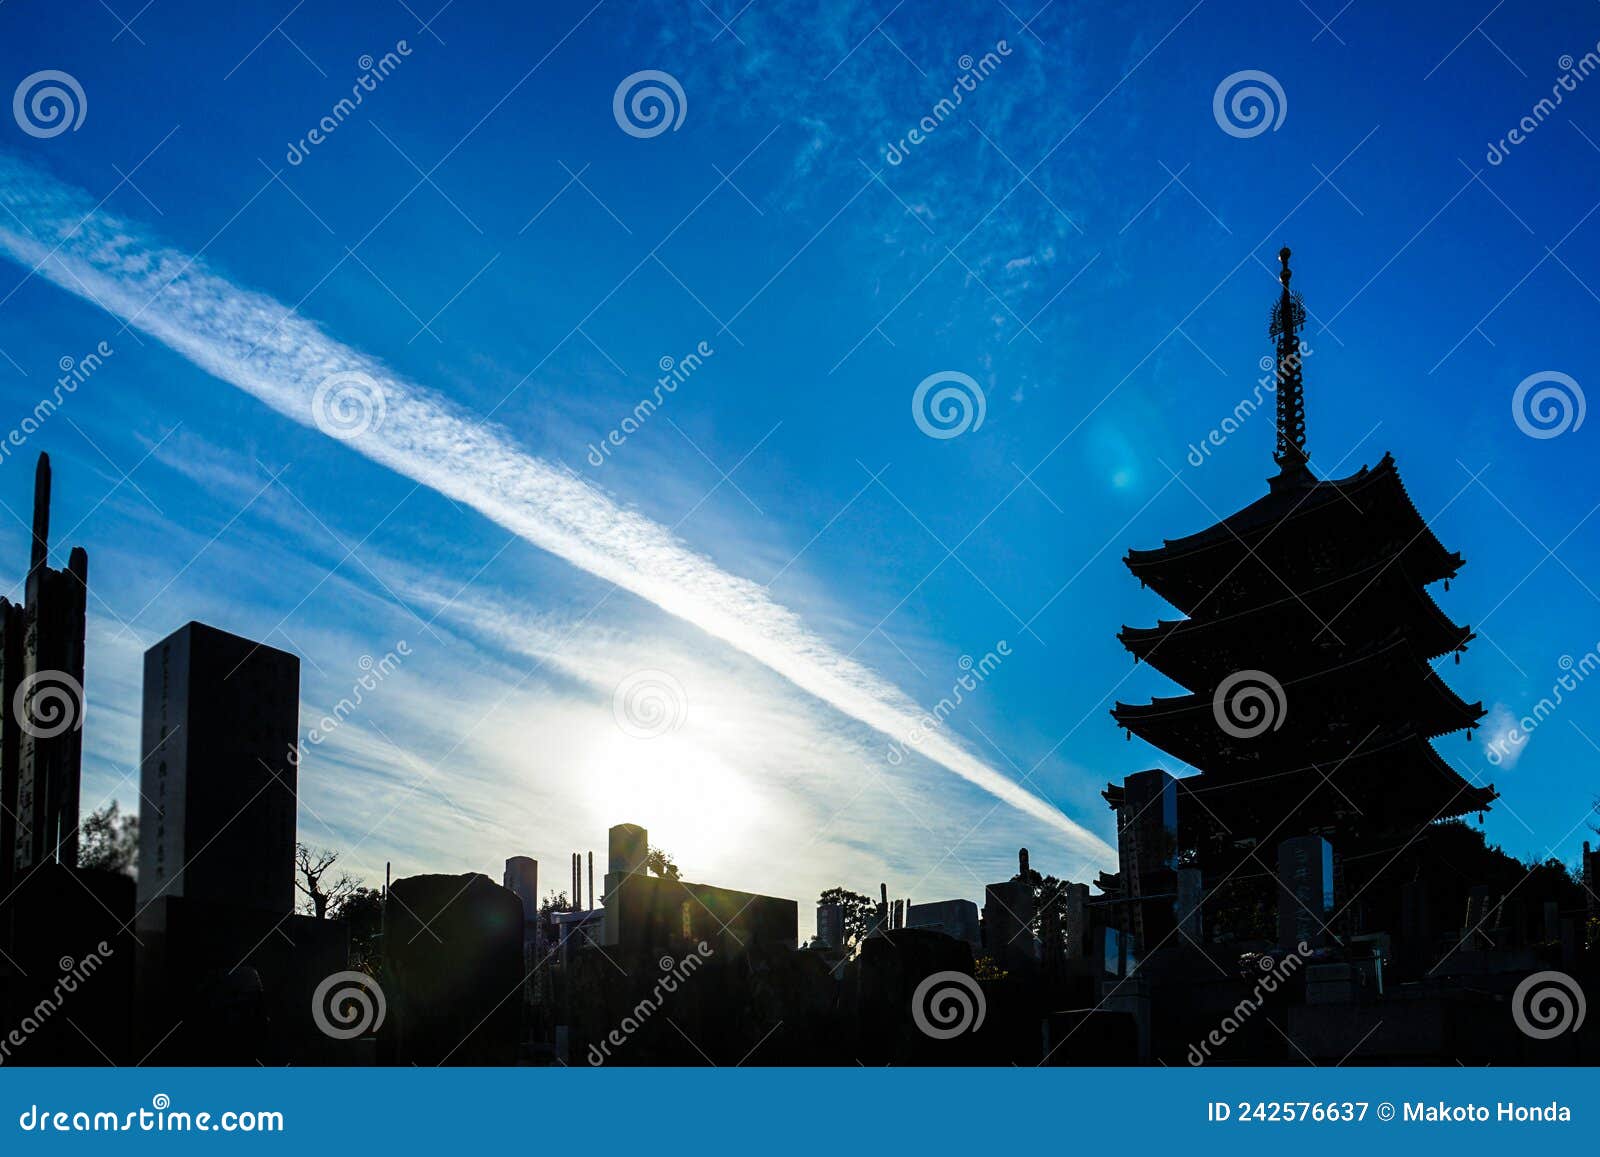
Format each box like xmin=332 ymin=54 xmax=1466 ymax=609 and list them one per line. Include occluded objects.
xmin=1269 ymin=246 xmax=1309 ymax=483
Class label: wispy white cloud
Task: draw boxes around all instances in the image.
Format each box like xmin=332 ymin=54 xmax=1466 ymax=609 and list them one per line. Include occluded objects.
xmin=72 ymin=524 xmax=1087 ymax=926
xmin=0 ymin=153 xmax=1112 ymax=864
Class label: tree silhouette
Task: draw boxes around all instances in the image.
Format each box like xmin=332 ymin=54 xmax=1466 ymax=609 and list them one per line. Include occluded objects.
xmin=339 ymin=886 xmax=385 ymax=967
xmin=537 ymin=888 xmax=574 ymax=943
xmin=78 ymin=802 xmax=138 ymax=876
xmin=294 ymin=842 xmax=361 ymax=919
xmin=645 ymin=846 xmax=680 ymax=880
xmin=1011 ymin=862 xmax=1076 ymax=960
xmin=815 ymin=886 xmax=877 ymax=952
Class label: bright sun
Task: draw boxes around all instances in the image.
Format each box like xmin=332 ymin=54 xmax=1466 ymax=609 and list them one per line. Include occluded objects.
xmin=579 ymin=729 xmax=764 ymax=879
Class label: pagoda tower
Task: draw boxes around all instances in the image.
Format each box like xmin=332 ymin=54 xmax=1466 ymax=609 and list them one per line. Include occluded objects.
xmin=1105 ymin=249 xmax=1494 ymax=945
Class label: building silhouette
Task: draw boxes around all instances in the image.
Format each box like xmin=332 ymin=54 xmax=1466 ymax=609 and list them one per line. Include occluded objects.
xmin=136 ymin=621 xmax=299 ymax=915
xmin=0 ymin=456 xmax=129 ymax=1067
xmin=134 ymin=621 xmax=348 ymax=1064
xmin=0 ymin=453 xmax=88 ymax=885
xmin=597 ymin=822 xmax=796 ymax=953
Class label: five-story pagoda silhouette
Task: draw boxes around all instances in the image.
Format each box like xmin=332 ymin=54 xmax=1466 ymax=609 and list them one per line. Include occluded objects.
xmin=1106 ymin=249 xmax=1496 ymax=948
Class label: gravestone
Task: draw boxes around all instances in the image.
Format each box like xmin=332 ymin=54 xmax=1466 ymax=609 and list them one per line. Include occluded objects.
xmin=381 ymin=872 xmax=522 ymax=1065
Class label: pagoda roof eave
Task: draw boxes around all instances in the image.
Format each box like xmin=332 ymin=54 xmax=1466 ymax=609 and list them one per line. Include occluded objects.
xmin=1102 ymin=739 xmax=1498 ymax=825
xmin=1123 ymin=453 xmax=1461 ymax=582
xmin=1110 ymin=634 xmax=1486 ymax=743
xmin=1111 ymin=688 xmax=1485 ymax=747
xmin=1116 ymin=558 xmax=1472 ymax=662
xmin=1175 ymin=745 xmax=1498 ymax=823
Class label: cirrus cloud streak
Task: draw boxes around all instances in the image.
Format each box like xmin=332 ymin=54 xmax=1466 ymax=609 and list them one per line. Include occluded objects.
xmin=0 ymin=152 xmax=1111 ymax=863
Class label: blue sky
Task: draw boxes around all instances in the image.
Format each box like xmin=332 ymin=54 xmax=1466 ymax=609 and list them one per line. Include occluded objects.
xmin=1 ymin=0 xmax=1597 ymax=930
